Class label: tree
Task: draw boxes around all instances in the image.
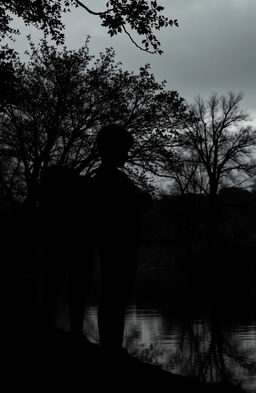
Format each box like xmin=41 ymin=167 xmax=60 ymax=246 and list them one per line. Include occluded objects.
xmin=0 ymin=37 xmax=189 ymax=205
xmin=164 ymin=92 xmax=256 ymax=229
xmin=0 ymin=1 xmax=178 ymax=54
xmin=163 ymin=149 xmax=208 ymax=195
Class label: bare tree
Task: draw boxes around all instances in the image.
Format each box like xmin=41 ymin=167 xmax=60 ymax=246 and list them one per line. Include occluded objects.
xmin=160 ymin=92 xmax=256 ymax=229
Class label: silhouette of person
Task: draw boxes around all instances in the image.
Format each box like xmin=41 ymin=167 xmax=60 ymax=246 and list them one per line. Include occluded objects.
xmin=38 ymin=165 xmax=94 ymax=340
xmin=94 ymin=124 xmax=153 ymax=355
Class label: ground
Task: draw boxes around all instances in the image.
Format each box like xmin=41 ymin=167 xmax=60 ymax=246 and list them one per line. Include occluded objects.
xmin=3 ymin=332 xmax=245 ymax=393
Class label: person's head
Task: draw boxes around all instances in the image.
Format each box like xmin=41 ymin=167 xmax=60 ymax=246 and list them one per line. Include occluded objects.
xmin=96 ymin=124 xmax=134 ymax=167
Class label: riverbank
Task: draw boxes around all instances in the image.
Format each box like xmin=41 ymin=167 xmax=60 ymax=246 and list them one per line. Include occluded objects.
xmin=1 ymin=241 xmax=255 ymax=392
xmin=4 ymin=333 xmax=244 ymax=393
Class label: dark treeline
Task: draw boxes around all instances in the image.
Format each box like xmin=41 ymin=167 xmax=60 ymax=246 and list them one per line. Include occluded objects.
xmin=144 ymin=188 xmax=256 ymax=245
xmin=140 ymin=187 xmax=256 ymax=276
xmin=1 ymin=185 xmax=256 ymax=266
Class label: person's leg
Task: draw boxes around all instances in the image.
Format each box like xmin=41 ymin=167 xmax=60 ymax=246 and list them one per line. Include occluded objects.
xmin=98 ymin=246 xmax=137 ymax=352
xmin=68 ymin=246 xmax=94 ymax=337
xmin=42 ymin=254 xmax=65 ymax=338
xmin=40 ymin=229 xmax=69 ymax=339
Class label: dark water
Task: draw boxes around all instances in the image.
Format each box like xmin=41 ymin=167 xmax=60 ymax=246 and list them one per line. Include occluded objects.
xmin=82 ymin=305 xmax=256 ymax=392
xmin=57 ymin=265 xmax=256 ymax=392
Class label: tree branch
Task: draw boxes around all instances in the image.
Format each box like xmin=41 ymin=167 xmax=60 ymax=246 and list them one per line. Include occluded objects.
xmin=122 ymin=24 xmax=155 ymax=54
xmin=74 ymin=0 xmax=112 ymax=16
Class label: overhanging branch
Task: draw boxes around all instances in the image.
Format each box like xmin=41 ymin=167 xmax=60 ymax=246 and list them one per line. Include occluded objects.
xmin=122 ymin=24 xmax=155 ymax=54
xmin=74 ymin=0 xmax=112 ymax=16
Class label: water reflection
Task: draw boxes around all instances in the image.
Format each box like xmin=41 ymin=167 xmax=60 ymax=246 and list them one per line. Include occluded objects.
xmin=83 ymin=304 xmax=256 ymax=392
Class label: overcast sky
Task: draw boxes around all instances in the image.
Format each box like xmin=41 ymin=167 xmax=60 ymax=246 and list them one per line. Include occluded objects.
xmin=9 ymin=0 xmax=256 ymax=119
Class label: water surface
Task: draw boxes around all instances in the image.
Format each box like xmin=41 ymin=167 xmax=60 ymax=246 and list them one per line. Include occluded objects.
xmin=75 ymin=262 xmax=256 ymax=393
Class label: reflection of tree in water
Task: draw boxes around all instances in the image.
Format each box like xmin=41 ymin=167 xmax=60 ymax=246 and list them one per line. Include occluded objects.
xmin=174 ymin=319 xmax=250 ymax=383
xmin=124 ymin=303 xmax=255 ymax=389
xmin=166 ymin=304 xmax=255 ymax=387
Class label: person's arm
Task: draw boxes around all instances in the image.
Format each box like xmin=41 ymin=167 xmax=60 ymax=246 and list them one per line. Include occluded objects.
xmin=136 ymin=190 xmax=154 ymax=213
xmin=120 ymin=172 xmax=154 ymax=214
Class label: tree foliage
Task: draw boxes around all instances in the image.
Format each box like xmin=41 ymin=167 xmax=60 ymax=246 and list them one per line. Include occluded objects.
xmin=0 ymin=0 xmax=177 ymax=54
xmin=0 ymin=37 xmax=189 ymax=204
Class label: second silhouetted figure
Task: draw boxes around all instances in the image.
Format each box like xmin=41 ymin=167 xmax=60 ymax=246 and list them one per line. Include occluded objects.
xmin=39 ymin=166 xmax=94 ymax=340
